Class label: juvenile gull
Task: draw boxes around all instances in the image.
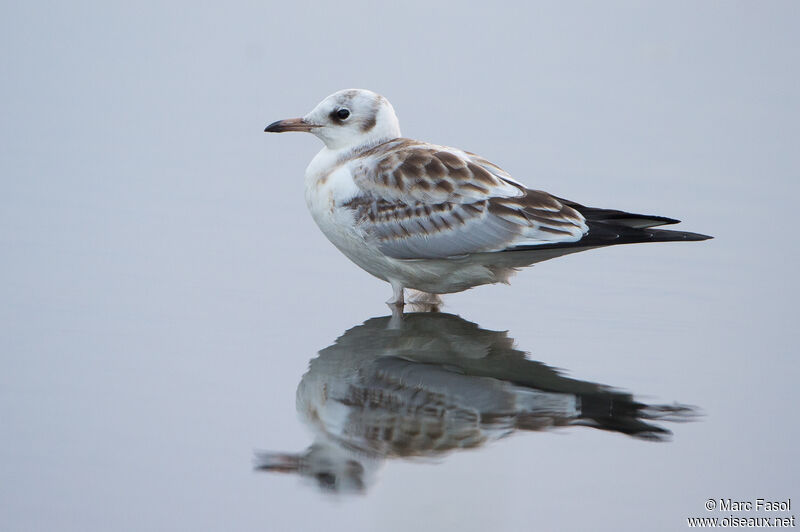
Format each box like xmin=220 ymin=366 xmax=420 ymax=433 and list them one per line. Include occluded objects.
xmin=265 ymin=89 xmax=711 ymax=307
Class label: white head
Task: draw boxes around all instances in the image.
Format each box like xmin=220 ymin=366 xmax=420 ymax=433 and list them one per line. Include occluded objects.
xmin=265 ymin=89 xmax=401 ymax=150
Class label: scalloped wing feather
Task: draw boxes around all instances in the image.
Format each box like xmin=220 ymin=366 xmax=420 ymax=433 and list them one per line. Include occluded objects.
xmin=345 ymin=139 xmax=588 ymax=259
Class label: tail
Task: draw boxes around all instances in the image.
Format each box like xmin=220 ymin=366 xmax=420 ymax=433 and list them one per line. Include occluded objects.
xmin=507 ymin=219 xmax=712 ymax=254
xmin=492 ymin=206 xmax=712 ymax=266
xmin=573 ymin=220 xmax=712 ymax=247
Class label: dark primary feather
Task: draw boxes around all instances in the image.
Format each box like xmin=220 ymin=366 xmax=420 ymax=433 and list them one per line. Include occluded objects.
xmin=503 ymin=213 xmax=711 ymax=258
xmin=486 ymin=204 xmax=711 ymax=269
xmin=556 ymin=197 xmax=681 ymax=229
xmin=509 ymin=214 xmax=711 ymax=250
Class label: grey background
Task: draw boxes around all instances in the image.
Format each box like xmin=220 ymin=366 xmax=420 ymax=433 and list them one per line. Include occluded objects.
xmin=1 ymin=1 xmax=797 ymax=531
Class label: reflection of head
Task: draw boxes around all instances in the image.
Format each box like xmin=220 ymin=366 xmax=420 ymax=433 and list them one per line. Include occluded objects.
xmin=256 ymin=312 xmax=698 ymax=494
xmin=255 ymin=443 xmax=372 ymax=494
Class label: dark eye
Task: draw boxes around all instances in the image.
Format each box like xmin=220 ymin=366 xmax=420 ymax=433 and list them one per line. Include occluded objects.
xmin=336 ymin=108 xmax=350 ymax=120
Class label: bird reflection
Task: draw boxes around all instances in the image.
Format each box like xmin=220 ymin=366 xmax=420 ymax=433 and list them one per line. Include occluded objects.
xmin=256 ymin=312 xmax=697 ymax=493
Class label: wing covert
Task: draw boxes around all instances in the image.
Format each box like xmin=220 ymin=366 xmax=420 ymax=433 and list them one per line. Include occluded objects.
xmin=344 ymin=139 xmax=587 ymax=259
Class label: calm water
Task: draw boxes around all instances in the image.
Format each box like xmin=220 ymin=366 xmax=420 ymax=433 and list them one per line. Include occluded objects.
xmin=2 ymin=3 xmax=798 ymax=531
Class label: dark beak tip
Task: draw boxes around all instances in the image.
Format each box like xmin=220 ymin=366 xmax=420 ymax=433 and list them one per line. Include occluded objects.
xmin=264 ymin=120 xmax=283 ymax=133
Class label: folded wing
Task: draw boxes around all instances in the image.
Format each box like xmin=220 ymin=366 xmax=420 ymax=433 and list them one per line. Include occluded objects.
xmin=345 ymin=139 xmax=588 ymax=260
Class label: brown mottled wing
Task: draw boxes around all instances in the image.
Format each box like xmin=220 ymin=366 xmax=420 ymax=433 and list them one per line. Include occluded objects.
xmin=346 ymin=139 xmax=588 ymax=259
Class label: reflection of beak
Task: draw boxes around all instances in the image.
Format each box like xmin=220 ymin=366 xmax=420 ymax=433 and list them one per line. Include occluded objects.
xmin=264 ymin=117 xmax=317 ymax=133
xmin=253 ymin=452 xmax=302 ymax=473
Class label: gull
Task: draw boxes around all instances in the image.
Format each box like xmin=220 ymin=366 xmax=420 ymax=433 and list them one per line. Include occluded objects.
xmin=265 ymin=89 xmax=711 ymax=307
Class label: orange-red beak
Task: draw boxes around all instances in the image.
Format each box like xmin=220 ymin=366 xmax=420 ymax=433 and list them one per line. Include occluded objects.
xmin=264 ymin=117 xmax=317 ymax=133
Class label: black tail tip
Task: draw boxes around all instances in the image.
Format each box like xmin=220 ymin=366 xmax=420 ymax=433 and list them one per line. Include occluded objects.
xmin=643 ymin=227 xmax=713 ymax=242
xmin=684 ymin=232 xmax=714 ymax=241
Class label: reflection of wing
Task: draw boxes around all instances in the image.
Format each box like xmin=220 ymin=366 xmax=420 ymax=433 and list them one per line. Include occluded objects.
xmin=256 ymin=312 xmax=698 ymax=493
xmin=334 ymin=355 xmax=580 ymax=456
xmin=344 ymin=139 xmax=587 ymax=259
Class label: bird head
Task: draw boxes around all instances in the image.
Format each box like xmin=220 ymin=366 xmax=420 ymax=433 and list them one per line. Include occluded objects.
xmin=265 ymin=89 xmax=401 ymax=150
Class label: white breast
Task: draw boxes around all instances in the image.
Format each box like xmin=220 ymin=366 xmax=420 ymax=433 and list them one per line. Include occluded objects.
xmin=304 ymin=150 xmax=394 ymax=282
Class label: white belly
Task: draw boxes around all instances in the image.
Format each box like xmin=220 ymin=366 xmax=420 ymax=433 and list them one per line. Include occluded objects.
xmin=305 ymin=167 xmax=394 ymax=282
